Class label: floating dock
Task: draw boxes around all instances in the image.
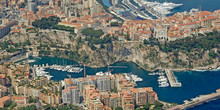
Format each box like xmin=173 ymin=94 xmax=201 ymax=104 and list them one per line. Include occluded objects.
xmin=165 ymin=69 xmax=182 ymax=87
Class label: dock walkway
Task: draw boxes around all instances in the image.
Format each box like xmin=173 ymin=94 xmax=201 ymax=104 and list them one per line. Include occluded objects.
xmin=165 ymin=69 xmax=182 ymax=87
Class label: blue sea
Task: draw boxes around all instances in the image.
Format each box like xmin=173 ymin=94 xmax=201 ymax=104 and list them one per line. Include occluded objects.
xmin=187 ymin=99 xmax=220 ymax=110
xmin=101 ymin=1 xmax=220 ymax=108
xmin=29 ymin=56 xmax=220 ymax=109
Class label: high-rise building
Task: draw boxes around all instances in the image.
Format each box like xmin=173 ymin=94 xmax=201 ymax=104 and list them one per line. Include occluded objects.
xmin=131 ymin=87 xmax=157 ymax=105
xmin=0 ymin=20 xmax=18 ymax=39
xmin=120 ymin=90 xmax=135 ymax=110
xmin=62 ymin=86 xmax=80 ymax=104
xmin=27 ymin=0 xmax=36 ymax=13
xmin=147 ymin=91 xmax=158 ymax=104
xmin=96 ymin=76 xmax=111 ymax=92
xmin=83 ymin=0 xmax=95 ymax=8
xmin=83 ymin=85 xmax=96 ymax=105
xmin=104 ymin=93 xmax=121 ymax=109
xmin=88 ymin=0 xmax=95 ymax=8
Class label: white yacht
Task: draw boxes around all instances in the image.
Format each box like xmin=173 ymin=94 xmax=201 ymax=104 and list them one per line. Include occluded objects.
xmin=28 ymin=60 xmax=36 ymax=63
xmin=161 ymin=2 xmax=183 ymax=9
xmin=158 ymin=77 xmax=168 ymax=82
xmin=158 ymin=75 xmax=169 ymax=87
xmin=67 ymin=67 xmax=83 ymax=73
xmin=159 ymin=82 xmax=169 ymax=87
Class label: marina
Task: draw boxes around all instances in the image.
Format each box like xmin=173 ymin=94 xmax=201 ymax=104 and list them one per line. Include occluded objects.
xmin=123 ymin=73 xmax=143 ymax=82
xmin=28 ymin=57 xmax=220 ymax=104
xmin=158 ymin=75 xmax=169 ymax=87
xmin=136 ymin=0 xmax=183 ymax=18
xmin=49 ymin=64 xmax=83 ymax=73
xmin=32 ymin=65 xmax=53 ymax=80
xmin=122 ymin=0 xmax=152 ymax=19
xmin=31 ymin=63 xmax=83 ymax=76
xmin=110 ymin=0 xmax=183 ymax=20
xmin=95 ymin=71 xmax=143 ymax=82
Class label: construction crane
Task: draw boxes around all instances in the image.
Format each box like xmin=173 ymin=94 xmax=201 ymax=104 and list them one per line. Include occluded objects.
xmin=67 ymin=74 xmax=73 ymax=86
xmin=82 ymin=63 xmax=87 ymax=78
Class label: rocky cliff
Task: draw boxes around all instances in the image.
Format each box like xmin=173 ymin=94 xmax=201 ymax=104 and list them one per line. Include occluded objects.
xmin=3 ymin=30 xmax=219 ymax=71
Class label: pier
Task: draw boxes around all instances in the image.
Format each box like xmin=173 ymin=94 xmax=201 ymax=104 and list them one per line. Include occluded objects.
xmin=168 ymin=89 xmax=220 ymax=110
xmin=165 ymin=69 xmax=182 ymax=87
xmin=108 ymin=66 xmax=127 ymax=68
xmin=121 ymin=0 xmax=152 ymax=19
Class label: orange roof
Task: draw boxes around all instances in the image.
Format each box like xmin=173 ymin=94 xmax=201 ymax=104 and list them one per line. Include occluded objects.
xmin=0 ymin=74 xmax=6 ymax=79
xmin=11 ymin=96 xmax=25 ymax=100
xmin=0 ymin=96 xmax=11 ymax=103
xmin=199 ymin=11 xmax=212 ymax=17
xmin=202 ymin=16 xmax=218 ymax=21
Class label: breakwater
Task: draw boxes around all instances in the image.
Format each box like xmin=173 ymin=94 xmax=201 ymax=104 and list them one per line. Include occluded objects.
xmin=168 ymin=89 xmax=220 ymax=110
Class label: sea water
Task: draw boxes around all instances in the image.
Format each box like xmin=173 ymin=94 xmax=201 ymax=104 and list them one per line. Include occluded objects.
xmin=29 ymin=56 xmax=220 ymax=105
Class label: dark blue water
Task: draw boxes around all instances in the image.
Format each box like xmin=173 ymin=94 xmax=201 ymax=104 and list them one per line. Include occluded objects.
xmin=29 ymin=57 xmax=220 ymax=106
xmin=100 ymin=0 xmax=220 ymax=109
xmin=187 ymin=99 xmax=220 ymax=110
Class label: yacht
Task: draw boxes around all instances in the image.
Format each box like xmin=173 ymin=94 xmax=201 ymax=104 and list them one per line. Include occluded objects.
xmin=159 ymin=82 xmax=169 ymax=87
xmin=161 ymin=2 xmax=183 ymax=9
xmin=67 ymin=67 xmax=83 ymax=73
xmin=158 ymin=75 xmax=169 ymax=87
xmin=158 ymin=75 xmax=165 ymax=79
xmin=28 ymin=59 xmax=36 ymax=63
xmin=158 ymin=77 xmax=168 ymax=82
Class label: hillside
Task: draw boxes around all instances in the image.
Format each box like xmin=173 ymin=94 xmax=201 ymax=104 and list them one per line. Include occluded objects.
xmin=1 ymin=30 xmax=220 ymax=71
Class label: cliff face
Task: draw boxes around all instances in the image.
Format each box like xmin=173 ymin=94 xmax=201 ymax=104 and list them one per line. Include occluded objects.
xmin=85 ymin=42 xmax=219 ymax=71
xmin=3 ymin=31 xmax=219 ymax=71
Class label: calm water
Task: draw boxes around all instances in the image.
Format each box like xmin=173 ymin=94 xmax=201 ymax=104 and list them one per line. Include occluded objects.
xmin=101 ymin=0 xmax=220 ymax=109
xmin=187 ymin=99 xmax=220 ymax=110
xmin=29 ymin=56 xmax=220 ymax=105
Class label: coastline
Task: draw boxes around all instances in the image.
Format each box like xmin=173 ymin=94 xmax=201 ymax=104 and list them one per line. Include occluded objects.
xmin=168 ymin=89 xmax=220 ymax=110
xmin=29 ymin=55 xmax=220 ymax=108
xmin=187 ymin=98 xmax=220 ymax=110
xmin=36 ymin=55 xmax=220 ymax=73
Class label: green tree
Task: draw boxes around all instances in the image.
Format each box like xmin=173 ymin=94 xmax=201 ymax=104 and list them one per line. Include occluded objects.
xmin=115 ymin=107 xmax=123 ymax=110
xmin=81 ymin=28 xmax=104 ymax=38
xmin=4 ymin=100 xmax=13 ymax=107
xmin=9 ymin=102 xmax=17 ymax=110
xmin=32 ymin=16 xmax=61 ymax=29
xmin=209 ymin=51 xmax=218 ymax=58
xmin=90 ymin=44 xmax=96 ymax=50
xmin=110 ymin=22 xmax=119 ymax=26
xmin=19 ymin=3 xmax=26 ymax=8
xmin=143 ymin=102 xmax=151 ymax=110
xmin=17 ymin=104 xmax=37 ymax=110
xmin=153 ymin=101 xmax=163 ymax=110
xmin=100 ymin=44 xmax=105 ymax=49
